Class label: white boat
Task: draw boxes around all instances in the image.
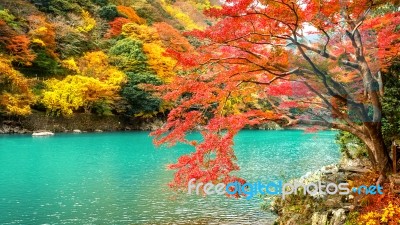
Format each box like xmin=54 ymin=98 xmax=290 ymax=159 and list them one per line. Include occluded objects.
xmin=32 ymin=131 xmax=55 ymax=137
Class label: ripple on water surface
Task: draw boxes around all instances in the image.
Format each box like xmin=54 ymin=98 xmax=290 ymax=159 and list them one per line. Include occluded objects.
xmin=0 ymin=130 xmax=339 ymax=224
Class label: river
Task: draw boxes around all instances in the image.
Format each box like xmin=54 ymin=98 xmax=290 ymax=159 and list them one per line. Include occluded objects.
xmin=0 ymin=130 xmax=340 ymax=224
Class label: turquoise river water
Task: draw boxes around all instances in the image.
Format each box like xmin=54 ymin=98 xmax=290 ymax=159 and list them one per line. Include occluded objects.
xmin=0 ymin=130 xmax=340 ymax=224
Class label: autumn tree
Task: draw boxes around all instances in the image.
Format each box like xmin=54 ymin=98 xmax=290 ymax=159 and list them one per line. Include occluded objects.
xmin=108 ymin=37 xmax=166 ymax=116
xmin=116 ymin=5 xmax=145 ymax=24
xmin=120 ymin=22 xmax=178 ymax=82
xmin=0 ymin=57 xmax=35 ymax=116
xmin=41 ymin=51 xmax=126 ymax=116
xmin=76 ymin=10 xmax=96 ymax=33
xmin=152 ymin=0 xmax=400 ymax=188
xmin=0 ymin=33 xmax=36 ymax=66
xmin=105 ymin=6 xmax=144 ymax=38
xmin=41 ymin=75 xmax=119 ymax=116
xmin=153 ymin=22 xmax=195 ymax=65
xmin=27 ymin=15 xmax=57 ymax=57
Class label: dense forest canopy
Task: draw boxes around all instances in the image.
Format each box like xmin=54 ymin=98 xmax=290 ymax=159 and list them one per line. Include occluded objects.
xmin=0 ymin=0 xmax=212 ymax=117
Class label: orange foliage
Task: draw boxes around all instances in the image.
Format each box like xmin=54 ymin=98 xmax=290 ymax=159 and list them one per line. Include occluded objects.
xmin=348 ymin=172 xmax=400 ymax=224
xmin=27 ymin=15 xmax=57 ymax=57
xmin=151 ymin=0 xmax=400 ymax=189
xmin=5 ymin=35 xmax=36 ymax=66
xmin=0 ymin=19 xmax=16 ymax=38
xmin=362 ymin=12 xmax=400 ymax=70
xmin=0 ymin=58 xmax=34 ymax=116
xmin=153 ymin=22 xmax=193 ymax=53
xmin=106 ymin=6 xmax=146 ymax=38
xmin=116 ymin=6 xmax=145 ymax=24
xmin=105 ymin=17 xmax=130 ymax=38
xmin=0 ymin=20 xmax=35 ymax=65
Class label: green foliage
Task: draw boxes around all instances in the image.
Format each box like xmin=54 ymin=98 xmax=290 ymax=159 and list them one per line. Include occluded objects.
xmin=92 ymin=99 xmax=113 ymax=116
xmin=121 ymin=71 xmax=162 ymax=115
xmin=370 ymin=3 xmax=398 ymax=17
xmin=108 ymin=38 xmax=147 ymax=72
xmin=0 ymin=0 xmax=200 ymax=118
xmin=15 ymin=49 xmax=66 ymax=77
xmin=31 ymin=49 xmax=61 ymax=75
xmin=335 ymin=131 xmax=368 ymax=159
xmin=0 ymin=9 xmax=18 ymax=29
xmin=91 ymin=0 xmax=109 ymax=6
xmin=99 ymin=5 xmax=118 ymax=21
xmin=344 ymin=212 xmax=359 ymax=225
xmin=55 ymin=28 xmax=95 ymax=59
xmin=382 ymin=64 xmax=400 ymax=148
xmin=186 ymin=36 xmax=202 ymax=47
xmin=31 ymin=0 xmax=93 ymax=15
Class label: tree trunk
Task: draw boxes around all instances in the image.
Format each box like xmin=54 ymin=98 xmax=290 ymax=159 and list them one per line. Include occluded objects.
xmin=357 ymin=122 xmax=392 ymax=180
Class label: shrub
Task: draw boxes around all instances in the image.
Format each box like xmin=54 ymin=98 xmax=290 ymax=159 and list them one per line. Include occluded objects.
xmin=121 ymin=71 xmax=162 ymax=116
xmin=99 ymin=5 xmax=118 ymax=21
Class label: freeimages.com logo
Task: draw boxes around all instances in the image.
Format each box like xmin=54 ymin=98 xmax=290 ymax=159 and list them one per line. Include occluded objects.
xmin=188 ymin=178 xmax=383 ymax=199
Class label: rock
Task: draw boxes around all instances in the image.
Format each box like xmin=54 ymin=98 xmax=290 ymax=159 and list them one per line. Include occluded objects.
xmin=311 ymin=212 xmax=328 ymax=225
xmin=32 ymin=131 xmax=54 ymax=136
xmin=73 ymin=129 xmax=82 ymax=133
xmin=321 ymin=164 xmax=339 ymax=175
xmin=342 ymin=204 xmax=355 ymax=211
xmin=18 ymin=129 xmax=29 ymax=134
xmin=95 ymin=129 xmax=103 ymax=132
xmin=286 ymin=214 xmax=301 ymax=225
xmin=329 ymin=209 xmax=346 ymax=225
xmin=324 ymin=198 xmax=341 ymax=208
xmin=339 ymin=166 xmax=371 ymax=173
xmin=137 ymin=119 xmax=164 ymax=131
xmin=3 ymin=125 xmax=10 ymax=133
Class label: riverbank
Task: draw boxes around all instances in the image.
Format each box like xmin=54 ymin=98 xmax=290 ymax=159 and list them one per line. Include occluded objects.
xmin=0 ymin=112 xmax=284 ymax=134
xmin=0 ymin=112 xmax=166 ymax=134
xmin=270 ymin=155 xmax=374 ymax=225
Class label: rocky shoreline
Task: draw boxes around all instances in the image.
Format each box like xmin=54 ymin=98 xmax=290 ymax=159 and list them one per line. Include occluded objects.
xmin=271 ymin=157 xmax=372 ymax=225
xmin=0 ymin=113 xmax=285 ymax=135
xmin=0 ymin=112 xmax=166 ymax=134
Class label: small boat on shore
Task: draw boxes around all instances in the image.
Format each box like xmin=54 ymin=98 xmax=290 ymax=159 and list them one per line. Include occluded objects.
xmin=32 ymin=131 xmax=54 ymax=137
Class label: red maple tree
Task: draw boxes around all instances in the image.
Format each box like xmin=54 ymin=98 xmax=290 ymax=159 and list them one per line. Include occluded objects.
xmin=152 ymin=0 xmax=400 ymax=189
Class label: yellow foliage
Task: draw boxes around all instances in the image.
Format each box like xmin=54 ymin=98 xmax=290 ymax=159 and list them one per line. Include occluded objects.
xmin=1 ymin=93 xmax=32 ymax=116
xmin=78 ymin=51 xmax=127 ymax=85
xmin=79 ymin=51 xmax=108 ymax=73
xmin=142 ymin=43 xmax=177 ymax=83
xmin=41 ymin=51 xmax=127 ymax=116
xmin=32 ymin=38 xmax=46 ymax=47
xmin=0 ymin=57 xmax=34 ymax=116
xmin=195 ymin=0 xmax=211 ymax=10
xmin=120 ymin=22 xmax=179 ymax=83
xmin=76 ymin=10 xmax=96 ymax=33
xmin=36 ymin=26 xmax=48 ymax=33
xmin=159 ymin=0 xmax=201 ymax=30
xmin=358 ymin=201 xmax=400 ymax=225
xmin=61 ymin=58 xmax=80 ymax=73
xmin=41 ymin=75 xmax=120 ymax=116
xmin=27 ymin=15 xmax=57 ymax=57
xmin=121 ymin=23 xmax=160 ymax=43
